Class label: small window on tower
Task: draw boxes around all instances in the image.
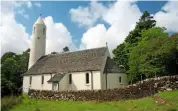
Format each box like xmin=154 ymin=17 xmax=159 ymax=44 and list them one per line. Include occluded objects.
xmin=37 ymin=37 xmax=40 ymax=39
xmin=43 ymin=28 xmax=45 ymax=35
xmin=34 ymin=27 xmax=36 ymax=34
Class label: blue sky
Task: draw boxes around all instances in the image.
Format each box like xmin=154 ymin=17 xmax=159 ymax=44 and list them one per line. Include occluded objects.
xmin=16 ymin=1 xmax=167 ymax=44
xmin=1 ymin=1 xmax=178 ymax=56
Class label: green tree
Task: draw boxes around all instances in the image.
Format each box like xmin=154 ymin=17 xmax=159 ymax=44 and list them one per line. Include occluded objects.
xmin=113 ymin=11 xmax=156 ymax=70
xmin=128 ymin=28 xmax=177 ymax=83
xmin=1 ymin=58 xmax=19 ymax=96
xmin=1 ymin=49 xmax=29 ymax=96
xmin=63 ymin=46 xmax=69 ymax=52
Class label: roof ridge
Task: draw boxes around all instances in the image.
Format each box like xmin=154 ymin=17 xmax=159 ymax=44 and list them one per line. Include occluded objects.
xmin=47 ymin=46 xmax=107 ymax=56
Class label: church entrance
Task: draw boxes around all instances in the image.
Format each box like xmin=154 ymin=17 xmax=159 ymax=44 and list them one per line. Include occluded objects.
xmin=52 ymin=82 xmax=59 ymax=91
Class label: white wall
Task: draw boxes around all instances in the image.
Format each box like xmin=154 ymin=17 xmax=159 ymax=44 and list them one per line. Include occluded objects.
xmin=23 ymin=71 xmax=102 ymax=92
xmin=107 ymin=73 xmax=127 ymax=89
xmin=42 ymin=74 xmax=52 ymax=90
xmin=23 ymin=74 xmax=52 ymax=93
xmin=23 ymin=76 xmax=30 ymax=93
xmin=63 ymin=71 xmax=101 ymax=91
xmin=23 ymin=71 xmax=127 ymax=92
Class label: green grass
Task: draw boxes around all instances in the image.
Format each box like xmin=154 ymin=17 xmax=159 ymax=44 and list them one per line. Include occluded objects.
xmin=9 ymin=90 xmax=178 ymax=111
xmin=1 ymin=96 xmax=22 ymax=111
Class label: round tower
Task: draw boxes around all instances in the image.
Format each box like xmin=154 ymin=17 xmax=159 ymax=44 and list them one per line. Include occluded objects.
xmin=28 ymin=15 xmax=46 ymax=69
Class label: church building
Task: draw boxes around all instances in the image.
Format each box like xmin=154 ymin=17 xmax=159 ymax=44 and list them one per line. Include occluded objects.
xmin=23 ymin=16 xmax=127 ymax=93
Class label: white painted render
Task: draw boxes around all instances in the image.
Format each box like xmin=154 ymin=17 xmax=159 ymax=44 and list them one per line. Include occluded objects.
xmin=23 ymin=76 xmax=30 ymax=93
xmin=28 ymin=16 xmax=46 ymax=69
xmin=23 ymin=71 xmax=127 ymax=93
xmin=107 ymin=73 xmax=127 ymax=89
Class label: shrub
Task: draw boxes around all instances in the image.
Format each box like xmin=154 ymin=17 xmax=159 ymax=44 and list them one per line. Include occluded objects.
xmin=1 ymin=96 xmax=22 ymax=111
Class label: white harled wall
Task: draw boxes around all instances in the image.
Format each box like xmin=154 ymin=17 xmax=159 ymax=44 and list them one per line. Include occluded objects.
xmin=23 ymin=71 xmax=127 ymax=93
xmin=107 ymin=73 xmax=127 ymax=89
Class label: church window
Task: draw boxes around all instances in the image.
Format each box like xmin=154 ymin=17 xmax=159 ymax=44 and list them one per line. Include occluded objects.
xmin=43 ymin=28 xmax=45 ymax=35
xmin=42 ymin=76 xmax=44 ymax=84
xmin=34 ymin=27 xmax=35 ymax=34
xmin=69 ymin=74 xmax=72 ymax=84
xmin=30 ymin=76 xmax=32 ymax=85
xmin=37 ymin=37 xmax=40 ymax=39
xmin=119 ymin=77 xmax=122 ymax=83
xmin=86 ymin=73 xmax=89 ymax=84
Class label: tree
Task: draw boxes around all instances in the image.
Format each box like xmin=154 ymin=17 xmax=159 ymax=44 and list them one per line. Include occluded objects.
xmin=1 ymin=58 xmax=19 ymax=96
xmin=51 ymin=52 xmax=58 ymax=54
xmin=63 ymin=46 xmax=69 ymax=52
xmin=1 ymin=49 xmax=29 ymax=96
xmin=128 ymin=28 xmax=177 ymax=83
xmin=113 ymin=11 xmax=156 ymax=70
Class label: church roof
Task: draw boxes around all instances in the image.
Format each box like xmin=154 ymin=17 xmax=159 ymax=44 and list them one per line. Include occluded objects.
xmin=104 ymin=57 xmax=125 ymax=73
xmin=47 ymin=73 xmax=66 ymax=82
xmin=24 ymin=47 xmax=125 ymax=75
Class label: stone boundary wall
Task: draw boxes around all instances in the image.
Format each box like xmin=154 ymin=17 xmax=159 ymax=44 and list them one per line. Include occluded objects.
xmin=28 ymin=75 xmax=178 ymax=101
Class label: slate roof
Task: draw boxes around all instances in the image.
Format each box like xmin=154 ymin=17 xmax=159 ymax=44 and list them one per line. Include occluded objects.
xmin=25 ymin=47 xmax=108 ymax=75
xmin=47 ymin=73 xmax=66 ymax=82
xmin=104 ymin=57 xmax=125 ymax=73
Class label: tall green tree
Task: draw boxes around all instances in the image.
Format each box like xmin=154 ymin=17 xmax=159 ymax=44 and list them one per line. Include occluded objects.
xmin=113 ymin=11 xmax=156 ymax=70
xmin=1 ymin=49 xmax=29 ymax=96
xmin=128 ymin=28 xmax=177 ymax=83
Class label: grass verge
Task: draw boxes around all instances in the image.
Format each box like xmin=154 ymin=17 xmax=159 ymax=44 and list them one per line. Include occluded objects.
xmin=8 ymin=90 xmax=178 ymax=111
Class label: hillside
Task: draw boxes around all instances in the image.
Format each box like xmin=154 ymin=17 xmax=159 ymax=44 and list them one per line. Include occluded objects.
xmin=9 ymin=90 xmax=178 ymax=111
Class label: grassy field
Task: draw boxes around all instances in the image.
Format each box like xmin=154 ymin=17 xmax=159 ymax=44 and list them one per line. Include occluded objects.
xmin=9 ymin=90 xmax=178 ymax=111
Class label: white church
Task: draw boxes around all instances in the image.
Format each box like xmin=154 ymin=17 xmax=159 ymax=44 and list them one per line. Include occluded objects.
xmin=23 ymin=16 xmax=127 ymax=93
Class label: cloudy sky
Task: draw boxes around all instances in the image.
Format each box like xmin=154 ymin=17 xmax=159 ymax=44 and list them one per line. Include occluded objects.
xmin=1 ymin=1 xmax=178 ymax=56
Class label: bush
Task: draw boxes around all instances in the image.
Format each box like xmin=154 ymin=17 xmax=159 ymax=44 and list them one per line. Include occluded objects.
xmin=1 ymin=96 xmax=22 ymax=111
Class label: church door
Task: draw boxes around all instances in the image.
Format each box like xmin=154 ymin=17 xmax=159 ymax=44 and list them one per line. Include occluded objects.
xmin=52 ymin=82 xmax=59 ymax=91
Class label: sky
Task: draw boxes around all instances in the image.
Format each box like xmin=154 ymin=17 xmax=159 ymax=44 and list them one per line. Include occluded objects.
xmin=1 ymin=1 xmax=178 ymax=56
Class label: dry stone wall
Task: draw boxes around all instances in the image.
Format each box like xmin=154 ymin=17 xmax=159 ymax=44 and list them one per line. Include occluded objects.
xmin=28 ymin=75 xmax=178 ymax=101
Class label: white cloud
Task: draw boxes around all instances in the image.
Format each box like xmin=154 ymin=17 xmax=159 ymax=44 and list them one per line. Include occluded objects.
xmin=27 ymin=1 xmax=32 ymax=8
xmin=44 ymin=16 xmax=76 ymax=54
xmin=154 ymin=1 xmax=178 ymax=32
xmin=1 ymin=1 xmax=75 ymax=56
xmin=69 ymin=1 xmax=107 ymax=28
xmin=1 ymin=10 xmax=30 ymax=56
xmin=79 ymin=1 xmax=142 ymax=56
xmin=34 ymin=2 xmax=41 ymax=7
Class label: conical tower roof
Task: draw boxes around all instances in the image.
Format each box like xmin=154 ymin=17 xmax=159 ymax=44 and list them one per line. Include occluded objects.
xmin=34 ymin=15 xmax=45 ymax=25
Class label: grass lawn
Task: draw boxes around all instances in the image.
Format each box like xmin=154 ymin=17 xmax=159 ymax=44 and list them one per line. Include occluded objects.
xmin=9 ymin=90 xmax=178 ymax=111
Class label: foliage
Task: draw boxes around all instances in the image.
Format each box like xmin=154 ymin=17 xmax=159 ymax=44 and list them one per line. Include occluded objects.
xmin=1 ymin=96 xmax=22 ymax=111
xmin=113 ymin=11 xmax=156 ymax=70
xmin=1 ymin=49 xmax=29 ymax=96
xmin=63 ymin=46 xmax=69 ymax=52
xmin=51 ymin=52 xmax=58 ymax=54
xmin=128 ymin=28 xmax=177 ymax=82
xmin=9 ymin=91 xmax=178 ymax=111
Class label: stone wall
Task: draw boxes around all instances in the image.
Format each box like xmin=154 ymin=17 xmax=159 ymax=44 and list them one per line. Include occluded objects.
xmin=28 ymin=75 xmax=178 ymax=101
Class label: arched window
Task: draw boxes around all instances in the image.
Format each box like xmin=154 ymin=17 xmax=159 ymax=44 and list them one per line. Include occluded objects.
xmin=86 ymin=73 xmax=89 ymax=84
xmin=69 ymin=74 xmax=72 ymax=84
xmin=43 ymin=28 xmax=45 ymax=35
xmin=119 ymin=77 xmax=122 ymax=83
xmin=29 ymin=76 xmax=32 ymax=85
xmin=41 ymin=75 xmax=44 ymax=84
